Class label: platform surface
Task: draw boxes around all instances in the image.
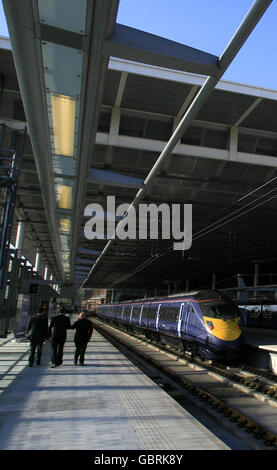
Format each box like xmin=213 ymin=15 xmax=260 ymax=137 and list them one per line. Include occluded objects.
xmin=0 ymin=329 xmax=230 ymax=450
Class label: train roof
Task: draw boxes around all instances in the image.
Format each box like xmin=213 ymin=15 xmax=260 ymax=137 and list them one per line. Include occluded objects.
xmin=102 ymin=290 xmax=229 ymax=305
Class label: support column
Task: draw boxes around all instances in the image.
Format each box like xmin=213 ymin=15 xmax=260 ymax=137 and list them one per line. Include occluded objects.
xmin=108 ymin=107 xmax=121 ymax=146
xmin=44 ymin=266 xmax=48 ymax=280
xmin=229 ymin=126 xmax=238 ymax=161
xmin=34 ymin=252 xmax=41 ymax=273
xmin=15 ymin=221 xmax=25 ymax=258
xmin=237 ymin=274 xmax=248 ymax=302
xmin=254 ymin=263 xmax=259 ymax=287
xmin=254 ymin=263 xmax=259 ymax=298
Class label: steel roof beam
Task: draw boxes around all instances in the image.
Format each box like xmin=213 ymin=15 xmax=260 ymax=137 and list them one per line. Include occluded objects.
xmin=83 ymin=0 xmax=273 ymax=287
xmin=75 ymin=258 xmax=96 ymax=265
xmin=234 ymin=97 xmax=263 ymax=126
xmin=109 ymin=57 xmax=277 ymax=102
xmin=115 ymin=72 xmax=128 ymax=107
xmin=3 ymin=0 xmax=120 ymax=284
xmin=103 ymin=23 xmax=220 ymax=77
xmin=2 ymin=0 xmax=64 ymax=279
xmin=88 ymin=168 xmax=143 ymax=188
xmin=71 ymin=0 xmax=120 ymax=282
xmin=78 ymin=248 xmax=102 ymax=256
xmin=96 ymin=132 xmax=277 ymax=168
xmin=74 ymin=265 xmax=91 ymax=271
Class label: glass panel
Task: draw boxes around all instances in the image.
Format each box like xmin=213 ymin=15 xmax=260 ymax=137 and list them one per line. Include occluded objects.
xmin=59 ymin=218 xmax=71 ymax=232
xmin=51 ymin=93 xmax=76 ymax=157
xmin=57 ymin=184 xmax=72 ymax=209
xmin=38 ymin=0 xmax=87 ymax=34
xmin=202 ymin=302 xmax=240 ymax=319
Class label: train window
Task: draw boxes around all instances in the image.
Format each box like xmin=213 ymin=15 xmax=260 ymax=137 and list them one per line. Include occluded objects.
xmin=140 ymin=305 xmax=149 ymax=324
xmin=102 ymin=307 xmax=108 ymax=316
xmin=148 ymin=305 xmax=158 ymax=319
xmin=123 ymin=306 xmax=132 ymax=321
xmin=121 ymin=307 xmax=125 ymax=319
xmin=114 ymin=306 xmax=120 ymax=318
xmin=132 ymin=306 xmax=141 ymax=322
xmin=202 ymin=302 xmax=240 ymax=319
xmin=159 ymin=305 xmax=180 ymax=322
xmin=118 ymin=306 xmax=123 ymax=317
xmin=171 ymin=307 xmax=180 ymax=322
xmin=188 ymin=303 xmax=195 ymax=314
xmin=159 ymin=306 xmax=168 ymax=321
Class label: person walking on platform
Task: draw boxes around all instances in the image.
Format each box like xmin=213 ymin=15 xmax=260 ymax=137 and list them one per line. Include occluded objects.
xmin=71 ymin=312 xmax=93 ymax=366
xmin=26 ymin=307 xmax=49 ymax=367
xmin=48 ymin=308 xmax=71 ymax=367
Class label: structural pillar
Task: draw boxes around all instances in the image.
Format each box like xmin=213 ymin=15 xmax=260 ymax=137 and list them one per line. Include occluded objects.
xmin=254 ymin=262 xmax=259 ymax=299
xmin=44 ymin=266 xmax=48 ymax=280
xmin=34 ymin=252 xmax=41 ymax=273
xmin=254 ymin=263 xmax=259 ymax=287
xmin=15 ymin=221 xmax=25 ymax=258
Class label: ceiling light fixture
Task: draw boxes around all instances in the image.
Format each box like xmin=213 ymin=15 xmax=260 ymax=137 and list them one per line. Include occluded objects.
xmin=59 ymin=218 xmax=71 ymax=232
xmin=51 ymin=93 xmax=76 ymax=157
xmin=57 ymin=184 xmax=72 ymax=209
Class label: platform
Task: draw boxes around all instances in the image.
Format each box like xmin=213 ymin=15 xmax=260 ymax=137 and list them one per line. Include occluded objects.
xmin=0 ymin=329 xmax=230 ymax=451
xmin=243 ymin=327 xmax=277 ymax=373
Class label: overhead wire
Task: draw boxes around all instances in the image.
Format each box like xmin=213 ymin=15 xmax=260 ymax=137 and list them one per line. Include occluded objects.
xmin=192 ymin=173 xmax=277 ymax=231
xmin=191 ymin=185 xmax=277 ymax=239
xmin=236 ymin=175 xmax=277 ymax=202
xmin=111 ymin=182 xmax=277 ymax=286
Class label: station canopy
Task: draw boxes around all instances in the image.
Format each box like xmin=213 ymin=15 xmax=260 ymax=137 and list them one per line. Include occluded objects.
xmin=1 ymin=0 xmax=276 ymax=291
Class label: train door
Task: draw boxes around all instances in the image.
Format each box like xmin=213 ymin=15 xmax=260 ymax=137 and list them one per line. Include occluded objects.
xmin=177 ymin=303 xmax=185 ymax=336
xmin=129 ymin=306 xmax=134 ymax=323
xmin=155 ymin=304 xmax=161 ymax=330
xmin=178 ymin=302 xmax=191 ymax=336
xmin=139 ymin=305 xmax=143 ymax=325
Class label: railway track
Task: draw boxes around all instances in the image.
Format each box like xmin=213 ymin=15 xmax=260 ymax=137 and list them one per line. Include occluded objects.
xmin=206 ymin=362 xmax=277 ymax=400
xmin=92 ymin=318 xmax=277 ymax=450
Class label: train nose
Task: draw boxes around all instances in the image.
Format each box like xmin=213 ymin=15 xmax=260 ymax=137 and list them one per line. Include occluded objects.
xmin=213 ymin=326 xmax=241 ymax=341
xmin=204 ymin=317 xmax=242 ymax=341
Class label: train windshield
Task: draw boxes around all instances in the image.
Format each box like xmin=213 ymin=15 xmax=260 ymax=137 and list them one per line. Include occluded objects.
xmin=202 ymin=302 xmax=240 ymax=319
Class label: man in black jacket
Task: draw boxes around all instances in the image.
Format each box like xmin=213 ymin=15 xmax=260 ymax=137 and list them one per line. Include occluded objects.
xmin=71 ymin=312 xmax=93 ymax=365
xmin=26 ymin=307 xmax=49 ymax=367
xmin=48 ymin=308 xmax=71 ymax=367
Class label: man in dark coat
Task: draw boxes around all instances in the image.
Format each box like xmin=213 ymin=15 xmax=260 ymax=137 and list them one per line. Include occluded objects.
xmin=48 ymin=308 xmax=71 ymax=367
xmin=71 ymin=312 xmax=93 ymax=365
xmin=26 ymin=307 xmax=48 ymax=367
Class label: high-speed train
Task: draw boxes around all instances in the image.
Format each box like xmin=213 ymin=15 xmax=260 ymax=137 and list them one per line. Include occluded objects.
xmin=96 ymin=290 xmax=243 ymax=361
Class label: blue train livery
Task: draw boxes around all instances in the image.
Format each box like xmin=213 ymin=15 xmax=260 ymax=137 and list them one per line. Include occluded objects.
xmin=96 ymin=290 xmax=242 ymax=361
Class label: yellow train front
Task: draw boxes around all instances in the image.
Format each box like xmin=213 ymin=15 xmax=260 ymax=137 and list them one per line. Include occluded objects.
xmin=151 ymin=290 xmax=243 ymax=361
xmin=192 ymin=292 xmax=243 ymax=360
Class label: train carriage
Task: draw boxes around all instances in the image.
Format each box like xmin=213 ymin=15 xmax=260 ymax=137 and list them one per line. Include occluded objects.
xmin=96 ymin=290 xmax=242 ymax=361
